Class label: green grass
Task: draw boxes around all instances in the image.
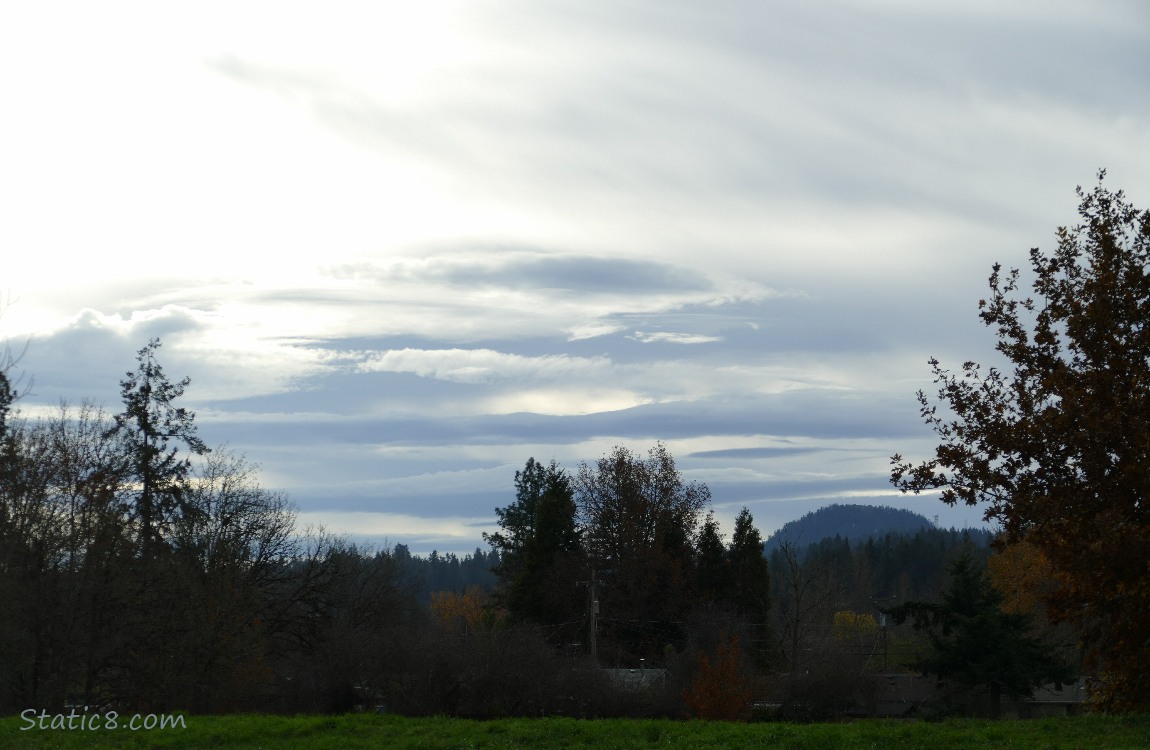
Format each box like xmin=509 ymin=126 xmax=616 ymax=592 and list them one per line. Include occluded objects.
xmin=2 ymin=713 xmax=1149 ymax=749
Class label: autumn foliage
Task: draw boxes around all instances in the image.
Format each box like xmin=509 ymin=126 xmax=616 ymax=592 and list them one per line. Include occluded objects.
xmin=986 ymin=538 xmax=1058 ymax=617
xmin=891 ymin=173 xmax=1150 ymax=711
xmin=682 ymin=632 xmax=753 ymax=721
xmin=430 ymin=586 xmax=504 ymax=634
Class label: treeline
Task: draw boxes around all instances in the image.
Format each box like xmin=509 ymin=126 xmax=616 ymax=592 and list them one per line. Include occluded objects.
xmin=391 ymin=545 xmax=499 ymax=601
xmin=484 ymin=450 xmax=772 ymax=670
xmin=0 ymin=340 xmax=753 ymax=717
xmin=771 ymin=527 xmax=995 ymax=620
xmin=0 ymin=341 xmax=417 ymax=713
xmin=757 ymin=529 xmax=1073 ymax=719
xmin=766 ymin=528 xmax=994 ymax=672
xmin=0 ymin=338 xmax=1043 ymax=719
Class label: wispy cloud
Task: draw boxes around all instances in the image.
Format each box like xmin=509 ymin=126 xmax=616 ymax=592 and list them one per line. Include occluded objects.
xmin=630 ymin=332 xmax=723 ymax=345
xmin=352 ymin=348 xmax=612 ymax=384
xmin=5 ymin=0 xmax=1147 ymax=553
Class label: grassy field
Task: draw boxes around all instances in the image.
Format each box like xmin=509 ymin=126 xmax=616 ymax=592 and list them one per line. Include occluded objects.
xmin=2 ymin=713 xmax=1149 ymax=749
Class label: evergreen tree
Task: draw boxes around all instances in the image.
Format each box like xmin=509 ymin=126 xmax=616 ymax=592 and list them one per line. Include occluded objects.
xmin=695 ymin=511 xmax=728 ymax=602
xmin=728 ymin=507 xmax=770 ymax=623
xmin=885 ymin=553 xmax=1073 ymax=718
xmin=0 ymin=370 xmax=12 ymax=439
xmin=106 ymin=338 xmax=208 ymax=554
xmin=487 ymin=458 xmax=582 ymax=624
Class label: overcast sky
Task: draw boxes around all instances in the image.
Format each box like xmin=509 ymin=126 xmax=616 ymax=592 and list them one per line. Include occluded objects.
xmin=3 ymin=1 xmax=1148 ymax=554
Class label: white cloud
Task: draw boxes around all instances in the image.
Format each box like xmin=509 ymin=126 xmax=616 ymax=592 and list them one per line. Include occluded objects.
xmin=296 ymin=511 xmax=498 ymax=543
xmin=630 ymin=331 xmax=723 ymax=345
xmin=5 ymin=0 xmax=1145 ymax=551
xmin=353 ymin=348 xmax=612 ymax=384
xmin=566 ymin=322 xmax=627 ymax=341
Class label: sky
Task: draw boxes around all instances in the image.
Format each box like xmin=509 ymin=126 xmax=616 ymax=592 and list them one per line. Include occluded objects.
xmin=2 ymin=1 xmax=1148 ymax=554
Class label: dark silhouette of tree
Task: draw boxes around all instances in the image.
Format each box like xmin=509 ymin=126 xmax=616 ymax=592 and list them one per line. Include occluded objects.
xmin=486 ymin=458 xmax=582 ymax=624
xmin=0 ymin=371 xmax=11 ymax=439
xmin=891 ymin=172 xmax=1150 ymax=710
xmin=729 ymin=507 xmax=770 ymax=624
xmin=885 ymin=553 xmax=1073 ymax=718
xmin=106 ymin=338 xmax=208 ymax=555
xmin=695 ymin=511 xmax=728 ymax=602
xmin=575 ymin=443 xmax=710 ymax=656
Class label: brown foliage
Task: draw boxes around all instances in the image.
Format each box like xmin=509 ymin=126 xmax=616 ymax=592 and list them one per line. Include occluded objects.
xmin=682 ymin=632 xmax=752 ymax=721
xmin=430 ymin=586 xmax=504 ymax=634
xmin=986 ymin=537 xmax=1057 ymax=617
xmin=890 ymin=173 xmax=1150 ymax=711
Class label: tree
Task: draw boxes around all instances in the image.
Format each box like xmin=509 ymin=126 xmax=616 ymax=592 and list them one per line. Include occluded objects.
xmin=0 ymin=370 xmax=12 ymax=440
xmin=694 ymin=511 xmax=728 ymax=602
xmin=0 ymin=321 xmax=27 ymax=442
xmin=771 ymin=540 xmax=827 ymax=674
xmin=0 ymin=402 xmax=135 ymax=710
xmin=430 ymin=586 xmax=501 ymax=636
xmin=577 ymin=443 xmax=709 ymax=568
xmin=885 ymin=553 xmax=1072 ymax=718
xmin=832 ymin=609 xmax=877 ymax=647
xmin=728 ymin=507 xmax=770 ymax=624
xmin=485 ymin=458 xmax=582 ymax=625
xmin=682 ymin=631 xmax=753 ymax=721
xmin=985 ymin=537 xmax=1057 ymax=618
xmin=107 ymin=338 xmax=208 ymax=554
xmin=167 ymin=447 xmax=300 ymax=711
xmin=890 ymin=173 xmax=1150 ymax=710
xmin=575 ymin=443 xmax=710 ymax=655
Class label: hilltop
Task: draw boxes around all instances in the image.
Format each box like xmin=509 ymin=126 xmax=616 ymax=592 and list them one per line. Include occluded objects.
xmin=763 ymin=503 xmax=937 ymax=554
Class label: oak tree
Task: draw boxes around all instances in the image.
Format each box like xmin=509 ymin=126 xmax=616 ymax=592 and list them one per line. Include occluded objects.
xmin=891 ymin=173 xmax=1150 ymax=710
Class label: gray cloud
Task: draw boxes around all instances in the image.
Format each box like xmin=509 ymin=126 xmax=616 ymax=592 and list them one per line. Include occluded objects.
xmin=689 ymin=447 xmax=821 ymax=460
xmin=11 ymin=0 xmax=1145 ymax=555
xmin=209 ymin=1 xmax=1150 ymax=231
xmin=330 ymin=250 xmax=713 ymax=295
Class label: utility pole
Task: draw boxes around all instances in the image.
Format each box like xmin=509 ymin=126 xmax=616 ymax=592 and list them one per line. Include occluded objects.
xmin=880 ymin=612 xmax=888 ymax=672
xmin=579 ymin=570 xmax=600 ymax=663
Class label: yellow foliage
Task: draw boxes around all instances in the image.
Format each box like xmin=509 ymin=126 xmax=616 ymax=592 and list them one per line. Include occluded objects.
xmin=987 ymin=538 xmax=1055 ymax=616
xmin=429 ymin=585 xmax=494 ymax=634
xmin=833 ymin=610 xmax=877 ymax=644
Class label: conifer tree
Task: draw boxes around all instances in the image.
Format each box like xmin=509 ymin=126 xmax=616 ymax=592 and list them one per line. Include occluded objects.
xmin=695 ymin=511 xmax=728 ymax=601
xmin=886 ymin=553 xmax=1072 ymax=718
xmin=106 ymin=338 xmax=208 ymax=555
xmin=728 ymin=507 xmax=770 ymax=623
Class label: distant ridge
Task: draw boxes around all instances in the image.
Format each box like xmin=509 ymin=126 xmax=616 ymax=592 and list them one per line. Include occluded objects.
xmin=763 ymin=503 xmax=935 ymax=554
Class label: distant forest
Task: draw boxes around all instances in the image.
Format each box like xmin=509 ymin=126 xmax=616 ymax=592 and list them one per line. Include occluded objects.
xmin=762 ymin=503 xmax=939 ymax=553
xmin=397 ymin=506 xmax=993 ymax=617
xmin=392 ymin=545 xmax=499 ymax=600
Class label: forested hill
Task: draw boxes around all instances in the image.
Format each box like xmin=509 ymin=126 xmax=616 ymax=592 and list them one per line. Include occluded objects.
xmin=763 ymin=503 xmax=938 ymax=553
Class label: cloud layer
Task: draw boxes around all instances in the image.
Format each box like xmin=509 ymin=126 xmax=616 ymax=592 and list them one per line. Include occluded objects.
xmin=3 ymin=0 xmax=1148 ymax=552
